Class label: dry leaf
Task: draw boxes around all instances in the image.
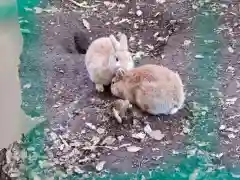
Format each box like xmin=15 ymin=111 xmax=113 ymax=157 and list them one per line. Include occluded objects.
xmin=144 ymin=124 xmax=152 ymax=134
xmin=96 ymin=127 xmax=105 ymax=134
xmin=96 ymin=161 xmax=106 ymax=171
xmin=103 ymin=1 xmax=116 ymax=9
xmin=132 ymin=132 xmax=146 ymax=140
xmin=148 ymin=130 xmax=165 ymax=141
xmin=34 ymin=7 xmax=43 ymax=14
xmin=91 ymin=136 xmax=101 ymax=145
xmin=119 ymin=143 xmax=131 ymax=148
xmin=226 ymin=97 xmax=237 ymax=105
xmin=82 ymin=19 xmax=90 ymax=30
xmin=226 ymin=127 xmax=238 ymax=133
xmin=101 ymin=136 xmax=116 ymax=145
xmin=156 ymin=0 xmax=166 ymax=3
xmin=126 ymin=146 xmax=142 ymax=152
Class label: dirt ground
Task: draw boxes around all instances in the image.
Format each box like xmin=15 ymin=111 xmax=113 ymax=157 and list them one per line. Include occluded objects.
xmin=39 ymin=0 xmax=196 ymax=173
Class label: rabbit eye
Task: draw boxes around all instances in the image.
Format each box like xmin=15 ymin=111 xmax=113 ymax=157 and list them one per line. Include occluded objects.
xmin=116 ymin=57 xmax=119 ymax=62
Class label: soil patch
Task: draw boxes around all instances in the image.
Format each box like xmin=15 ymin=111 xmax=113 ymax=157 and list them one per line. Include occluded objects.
xmin=40 ymin=0 xmax=195 ymax=173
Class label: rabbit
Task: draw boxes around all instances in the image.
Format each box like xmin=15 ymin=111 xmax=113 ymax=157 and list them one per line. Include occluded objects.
xmin=84 ymin=33 xmax=134 ymax=92
xmin=110 ymin=64 xmax=185 ymax=115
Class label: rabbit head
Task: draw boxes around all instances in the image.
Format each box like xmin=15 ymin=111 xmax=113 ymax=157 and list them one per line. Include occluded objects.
xmin=108 ymin=33 xmax=134 ymax=73
xmin=111 ymin=68 xmax=127 ymax=99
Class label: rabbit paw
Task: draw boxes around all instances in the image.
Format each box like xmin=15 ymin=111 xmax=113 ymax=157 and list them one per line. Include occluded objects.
xmin=95 ymin=84 xmax=104 ymax=92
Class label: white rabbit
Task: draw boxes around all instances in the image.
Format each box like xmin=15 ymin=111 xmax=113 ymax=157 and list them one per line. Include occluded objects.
xmin=110 ymin=64 xmax=185 ymax=115
xmin=85 ymin=33 xmax=134 ymax=92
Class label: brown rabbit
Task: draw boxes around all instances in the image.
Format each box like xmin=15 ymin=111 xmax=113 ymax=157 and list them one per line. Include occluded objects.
xmin=85 ymin=33 xmax=134 ymax=92
xmin=110 ymin=64 xmax=185 ymax=115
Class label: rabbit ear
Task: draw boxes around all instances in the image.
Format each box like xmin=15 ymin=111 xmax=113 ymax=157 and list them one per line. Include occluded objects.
xmin=119 ymin=33 xmax=128 ymax=50
xmin=116 ymin=68 xmax=126 ymax=79
xmin=109 ymin=34 xmax=119 ymax=51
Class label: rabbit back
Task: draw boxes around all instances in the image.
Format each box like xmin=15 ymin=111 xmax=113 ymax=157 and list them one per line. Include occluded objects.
xmin=111 ymin=64 xmax=185 ymax=115
xmin=85 ymin=37 xmax=115 ymax=85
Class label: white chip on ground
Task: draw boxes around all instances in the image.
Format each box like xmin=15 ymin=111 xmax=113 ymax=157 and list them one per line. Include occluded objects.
xmin=228 ymin=46 xmax=234 ymax=53
xmin=183 ymin=39 xmax=191 ymax=46
xmin=96 ymin=161 xmax=106 ymax=171
xmin=96 ymin=127 xmax=105 ymax=134
xmin=132 ymin=132 xmax=146 ymax=140
xmin=156 ymin=0 xmax=166 ymax=3
xmin=82 ymin=19 xmax=90 ymax=30
xmin=228 ymin=133 xmax=236 ymax=139
xmin=219 ymin=125 xmax=226 ymax=130
xmin=148 ymin=130 xmax=165 ymax=141
xmin=126 ymin=146 xmax=142 ymax=152
xmin=136 ymin=10 xmax=143 ymax=16
xmin=85 ymin=122 xmax=96 ymax=130
xmin=195 ymin=54 xmax=204 ymax=59
xmin=144 ymin=124 xmax=152 ymax=134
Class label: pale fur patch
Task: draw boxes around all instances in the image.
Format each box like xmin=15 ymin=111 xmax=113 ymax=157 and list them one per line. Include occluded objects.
xmin=116 ymin=61 xmax=121 ymax=67
xmin=169 ymin=107 xmax=179 ymax=115
xmin=127 ymin=61 xmax=134 ymax=70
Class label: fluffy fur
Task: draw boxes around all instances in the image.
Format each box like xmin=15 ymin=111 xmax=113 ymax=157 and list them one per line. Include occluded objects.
xmin=85 ymin=33 xmax=134 ymax=92
xmin=110 ymin=64 xmax=185 ymax=115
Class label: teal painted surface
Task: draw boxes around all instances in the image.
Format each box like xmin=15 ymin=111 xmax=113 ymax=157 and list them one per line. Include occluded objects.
xmin=17 ymin=0 xmax=45 ymax=117
xmin=17 ymin=1 xmax=237 ymax=179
